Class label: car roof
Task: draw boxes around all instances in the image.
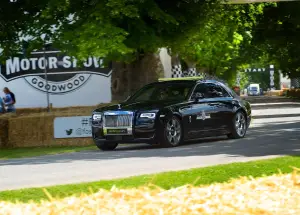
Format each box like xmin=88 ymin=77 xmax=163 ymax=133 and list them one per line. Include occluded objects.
xmin=156 ymin=78 xmax=219 ymax=85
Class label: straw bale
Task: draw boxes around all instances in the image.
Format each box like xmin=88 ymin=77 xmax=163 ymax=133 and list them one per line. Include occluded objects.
xmin=1 ymin=171 xmax=300 ymax=215
xmin=287 ymin=89 xmax=300 ymax=98
xmin=0 ymin=116 xmax=9 ymax=148
xmin=15 ymin=102 xmax=114 ymax=117
xmin=7 ymin=114 xmax=54 ymax=147
xmin=0 ymin=102 xmax=114 ymax=148
xmin=16 ymin=106 xmax=94 ymax=116
xmin=7 ymin=113 xmax=92 ymax=148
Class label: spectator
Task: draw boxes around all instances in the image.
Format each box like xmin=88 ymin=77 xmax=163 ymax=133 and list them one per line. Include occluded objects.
xmin=0 ymin=96 xmax=6 ymax=114
xmin=3 ymin=87 xmax=16 ymax=104
xmin=3 ymin=88 xmax=16 ymax=113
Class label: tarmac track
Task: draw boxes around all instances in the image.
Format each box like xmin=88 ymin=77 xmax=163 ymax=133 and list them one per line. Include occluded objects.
xmin=0 ymin=96 xmax=299 ymax=191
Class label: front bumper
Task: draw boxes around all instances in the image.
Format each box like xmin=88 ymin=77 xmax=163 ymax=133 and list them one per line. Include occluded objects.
xmin=91 ymin=110 xmax=166 ymax=144
xmin=92 ymin=125 xmax=158 ymax=144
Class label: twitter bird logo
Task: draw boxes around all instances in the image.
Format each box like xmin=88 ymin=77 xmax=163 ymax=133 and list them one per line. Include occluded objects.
xmin=66 ymin=129 xmax=73 ymax=135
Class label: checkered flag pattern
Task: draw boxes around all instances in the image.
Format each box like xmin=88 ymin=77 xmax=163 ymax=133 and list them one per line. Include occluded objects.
xmin=183 ymin=70 xmax=189 ymax=77
xmin=187 ymin=68 xmax=197 ymax=76
xmin=202 ymin=73 xmax=208 ymax=79
xmin=291 ymin=78 xmax=300 ymax=88
xmin=171 ymin=65 xmax=183 ymax=78
xmin=181 ymin=70 xmax=205 ymax=78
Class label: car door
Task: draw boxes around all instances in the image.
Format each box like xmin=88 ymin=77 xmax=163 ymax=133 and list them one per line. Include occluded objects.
xmin=186 ymin=83 xmax=215 ymax=139
xmin=216 ymin=82 xmax=242 ymax=129
xmin=202 ymin=82 xmax=237 ymax=132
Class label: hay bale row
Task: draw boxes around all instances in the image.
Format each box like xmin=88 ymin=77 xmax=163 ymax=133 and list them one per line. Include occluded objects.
xmin=8 ymin=115 xmax=55 ymax=147
xmin=264 ymin=90 xmax=284 ymax=96
xmin=16 ymin=106 xmax=95 ymax=116
xmin=0 ymin=113 xmax=93 ymax=148
xmin=15 ymin=103 xmax=114 ymax=117
xmin=0 ymin=116 xmax=9 ymax=148
xmin=1 ymin=171 xmax=300 ymax=214
xmin=287 ymin=89 xmax=300 ymax=98
xmin=0 ymin=103 xmax=116 ymax=148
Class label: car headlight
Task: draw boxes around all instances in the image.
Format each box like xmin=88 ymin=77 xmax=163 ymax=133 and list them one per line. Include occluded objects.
xmin=140 ymin=113 xmax=156 ymax=119
xmin=92 ymin=113 xmax=102 ymax=121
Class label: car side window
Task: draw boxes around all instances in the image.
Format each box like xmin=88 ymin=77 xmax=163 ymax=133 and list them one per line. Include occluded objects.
xmin=191 ymin=83 xmax=206 ymax=99
xmin=191 ymin=82 xmax=232 ymax=99
xmin=217 ymin=84 xmax=231 ymax=97
xmin=220 ymin=83 xmax=235 ymax=98
xmin=204 ymin=83 xmax=230 ymax=98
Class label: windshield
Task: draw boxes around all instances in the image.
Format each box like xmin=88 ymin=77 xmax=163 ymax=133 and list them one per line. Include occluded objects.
xmin=126 ymin=82 xmax=195 ymax=103
xmin=250 ymin=86 xmax=258 ymax=91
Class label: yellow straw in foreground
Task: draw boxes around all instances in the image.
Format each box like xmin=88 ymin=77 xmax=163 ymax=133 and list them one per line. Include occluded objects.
xmin=1 ymin=170 xmax=300 ymax=215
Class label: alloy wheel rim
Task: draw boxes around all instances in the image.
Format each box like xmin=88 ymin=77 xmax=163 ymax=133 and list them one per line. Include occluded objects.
xmin=235 ymin=112 xmax=246 ymax=137
xmin=166 ymin=118 xmax=181 ymax=146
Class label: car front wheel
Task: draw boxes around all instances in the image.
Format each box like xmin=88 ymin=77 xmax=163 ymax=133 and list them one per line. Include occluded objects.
xmin=160 ymin=116 xmax=183 ymax=147
xmin=95 ymin=141 xmax=118 ymax=151
xmin=227 ymin=111 xmax=247 ymax=139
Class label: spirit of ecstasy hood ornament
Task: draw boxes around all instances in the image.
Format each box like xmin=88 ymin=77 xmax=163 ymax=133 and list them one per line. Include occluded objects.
xmin=117 ymin=104 xmax=121 ymax=109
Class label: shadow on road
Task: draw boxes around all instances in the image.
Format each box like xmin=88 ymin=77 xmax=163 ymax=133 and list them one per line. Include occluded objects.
xmin=1 ymin=119 xmax=299 ymax=166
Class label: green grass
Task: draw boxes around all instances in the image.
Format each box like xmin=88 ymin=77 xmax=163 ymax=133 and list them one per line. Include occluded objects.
xmin=0 ymin=145 xmax=97 ymax=160
xmin=1 ymin=155 xmax=299 ymax=203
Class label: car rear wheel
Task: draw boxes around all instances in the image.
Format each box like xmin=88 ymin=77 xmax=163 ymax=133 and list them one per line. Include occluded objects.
xmin=160 ymin=116 xmax=183 ymax=147
xmin=227 ymin=111 xmax=247 ymax=139
xmin=95 ymin=141 xmax=118 ymax=151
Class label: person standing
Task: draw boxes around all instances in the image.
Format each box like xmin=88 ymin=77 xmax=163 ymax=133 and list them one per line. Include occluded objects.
xmin=3 ymin=87 xmax=16 ymax=113
xmin=3 ymin=87 xmax=16 ymax=104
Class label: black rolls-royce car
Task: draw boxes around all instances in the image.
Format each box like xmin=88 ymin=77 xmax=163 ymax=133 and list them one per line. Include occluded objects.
xmin=91 ymin=77 xmax=252 ymax=150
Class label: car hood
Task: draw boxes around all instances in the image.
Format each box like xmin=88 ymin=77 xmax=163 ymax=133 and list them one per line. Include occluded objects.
xmin=93 ymin=100 xmax=184 ymax=112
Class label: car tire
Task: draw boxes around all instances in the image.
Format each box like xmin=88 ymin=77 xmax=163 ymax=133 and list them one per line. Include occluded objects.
xmin=160 ymin=115 xmax=183 ymax=147
xmin=95 ymin=141 xmax=118 ymax=151
xmin=227 ymin=111 xmax=247 ymax=139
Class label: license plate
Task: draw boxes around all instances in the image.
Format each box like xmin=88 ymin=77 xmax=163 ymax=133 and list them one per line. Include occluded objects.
xmin=106 ymin=136 xmax=123 ymax=141
xmin=106 ymin=128 xmax=128 ymax=135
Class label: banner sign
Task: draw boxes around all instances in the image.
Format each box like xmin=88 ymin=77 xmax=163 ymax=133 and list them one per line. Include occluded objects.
xmin=244 ymin=68 xmax=266 ymax=73
xmin=54 ymin=116 xmax=92 ymax=138
xmin=0 ymin=47 xmax=112 ymax=95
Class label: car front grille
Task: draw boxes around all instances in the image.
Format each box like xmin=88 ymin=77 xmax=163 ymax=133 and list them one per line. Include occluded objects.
xmin=104 ymin=114 xmax=133 ymax=127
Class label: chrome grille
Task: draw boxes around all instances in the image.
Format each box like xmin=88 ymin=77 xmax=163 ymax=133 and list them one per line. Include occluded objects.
xmin=104 ymin=114 xmax=132 ymax=127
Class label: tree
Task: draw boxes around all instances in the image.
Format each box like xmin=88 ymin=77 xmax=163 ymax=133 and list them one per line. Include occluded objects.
xmin=0 ymin=0 xmax=230 ymax=98
xmin=251 ymin=1 xmax=300 ymax=79
xmin=1 ymin=1 xmax=222 ymax=62
xmin=0 ymin=0 xmax=48 ymax=61
xmin=0 ymin=0 xmax=279 ymax=92
xmin=170 ymin=3 xmax=269 ymax=85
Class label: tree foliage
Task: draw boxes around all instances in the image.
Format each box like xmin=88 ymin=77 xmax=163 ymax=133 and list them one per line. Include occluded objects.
xmin=174 ymin=3 xmax=269 ymax=85
xmin=0 ymin=0 xmax=292 ymax=86
xmin=251 ymin=2 xmax=300 ymax=78
xmin=0 ymin=0 xmax=223 ymax=63
xmin=0 ymin=0 xmax=47 ymax=60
